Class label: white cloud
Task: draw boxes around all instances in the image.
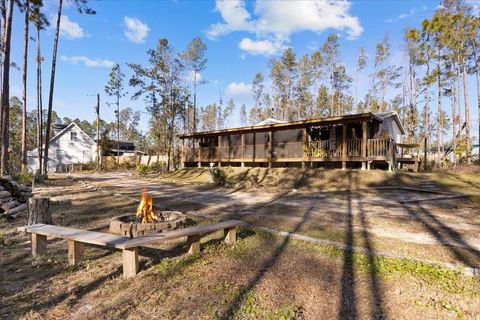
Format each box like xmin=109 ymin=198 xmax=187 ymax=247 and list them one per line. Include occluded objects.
xmin=226 ymin=82 xmax=251 ymax=96
xmin=61 ymin=55 xmax=115 ymax=68
xmin=124 ymin=16 xmax=150 ymax=44
xmin=385 ymin=7 xmax=427 ymax=23
xmin=239 ymin=38 xmax=284 ymax=56
xmin=59 ymin=15 xmax=84 ymax=39
xmin=207 ymin=0 xmax=363 ymax=56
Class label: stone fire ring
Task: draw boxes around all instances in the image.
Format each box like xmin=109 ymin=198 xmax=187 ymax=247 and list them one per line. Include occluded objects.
xmin=109 ymin=211 xmax=187 ymax=237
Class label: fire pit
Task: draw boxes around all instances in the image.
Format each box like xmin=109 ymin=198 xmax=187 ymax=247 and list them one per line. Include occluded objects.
xmin=109 ymin=190 xmax=187 ymax=237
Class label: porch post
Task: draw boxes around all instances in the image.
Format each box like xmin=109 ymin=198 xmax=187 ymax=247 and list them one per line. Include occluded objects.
xmin=241 ymin=133 xmax=245 ymax=167
xmin=218 ymin=136 xmax=222 ymax=167
xmin=197 ymin=138 xmax=202 ymax=168
xmin=302 ymin=127 xmax=307 ymax=169
xmin=362 ymin=121 xmax=367 ymax=170
xmin=268 ymin=131 xmax=273 ymax=168
xmin=342 ymin=124 xmax=347 ymax=170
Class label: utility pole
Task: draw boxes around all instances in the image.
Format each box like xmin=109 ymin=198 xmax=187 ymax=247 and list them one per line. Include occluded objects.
xmin=116 ymin=92 xmax=120 ymax=169
xmin=96 ymin=94 xmax=100 ymax=171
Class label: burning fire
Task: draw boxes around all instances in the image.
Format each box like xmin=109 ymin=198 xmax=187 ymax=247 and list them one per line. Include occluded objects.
xmin=136 ymin=190 xmax=160 ymax=223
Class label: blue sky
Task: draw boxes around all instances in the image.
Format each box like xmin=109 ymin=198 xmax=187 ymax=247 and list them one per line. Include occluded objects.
xmin=8 ymin=0 xmax=480 ymax=140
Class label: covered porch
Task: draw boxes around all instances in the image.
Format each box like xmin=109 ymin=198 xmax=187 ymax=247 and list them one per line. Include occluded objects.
xmin=180 ymin=113 xmax=400 ymax=170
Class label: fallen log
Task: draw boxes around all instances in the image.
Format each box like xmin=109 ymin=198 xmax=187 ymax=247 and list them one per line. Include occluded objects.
xmin=0 ymin=191 xmax=12 ymax=198
xmin=1 ymin=200 xmax=20 ymax=210
xmin=4 ymin=203 xmax=28 ymax=216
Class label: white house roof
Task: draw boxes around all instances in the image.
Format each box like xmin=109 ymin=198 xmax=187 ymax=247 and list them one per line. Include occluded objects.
xmin=255 ymin=118 xmax=287 ymax=126
xmin=374 ymin=111 xmax=406 ymax=134
xmin=28 ymin=122 xmax=95 ymax=153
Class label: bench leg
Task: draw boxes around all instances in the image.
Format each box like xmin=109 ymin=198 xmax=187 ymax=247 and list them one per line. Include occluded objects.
xmin=224 ymin=227 xmax=236 ymax=245
xmin=123 ymin=248 xmax=139 ymax=278
xmin=68 ymin=240 xmax=84 ymax=266
xmin=187 ymin=234 xmax=201 ymax=255
xmin=31 ymin=234 xmax=47 ymax=257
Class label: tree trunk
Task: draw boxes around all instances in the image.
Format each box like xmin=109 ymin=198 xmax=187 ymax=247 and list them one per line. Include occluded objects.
xmin=42 ymin=0 xmax=63 ymax=176
xmin=462 ymin=63 xmax=471 ymax=162
xmin=28 ymin=197 xmax=52 ymax=225
xmin=36 ymin=26 xmax=43 ymax=176
xmin=21 ymin=0 xmax=30 ymax=173
xmin=0 ymin=0 xmax=5 ymax=103
xmin=116 ymin=92 xmax=120 ymax=169
xmin=436 ymin=62 xmax=442 ymax=167
xmin=451 ymin=74 xmax=456 ymax=165
xmin=0 ymin=0 xmax=14 ymax=175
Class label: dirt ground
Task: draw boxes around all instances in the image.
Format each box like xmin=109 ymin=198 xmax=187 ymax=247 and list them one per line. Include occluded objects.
xmin=1 ymin=169 xmax=480 ymax=319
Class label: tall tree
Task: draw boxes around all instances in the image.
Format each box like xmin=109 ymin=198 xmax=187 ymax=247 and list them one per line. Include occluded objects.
xmin=239 ymin=103 xmax=247 ymax=126
xmin=30 ymin=0 xmax=47 ymax=175
xmin=251 ymin=72 xmax=264 ymax=120
xmin=105 ymin=64 xmax=125 ymax=168
xmin=0 ymin=0 xmax=13 ymax=174
xmin=294 ymin=54 xmax=313 ymax=119
xmin=130 ymin=39 xmax=187 ymax=169
xmin=180 ymin=37 xmax=207 ymax=134
xmin=355 ymin=47 xmax=367 ymax=112
xmin=332 ymin=65 xmax=353 ymax=115
xmin=322 ymin=34 xmax=340 ymax=116
xmin=372 ymin=33 xmax=402 ymax=112
xmin=21 ymin=0 xmax=30 ymax=172
xmin=281 ymin=48 xmax=296 ymax=120
xmin=43 ymin=0 xmax=95 ymax=175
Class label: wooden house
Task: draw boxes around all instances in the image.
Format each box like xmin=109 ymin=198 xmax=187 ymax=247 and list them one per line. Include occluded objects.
xmin=179 ymin=112 xmax=411 ymax=170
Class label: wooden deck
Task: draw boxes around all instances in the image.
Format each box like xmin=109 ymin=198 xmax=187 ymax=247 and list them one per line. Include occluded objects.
xmin=183 ymin=138 xmax=398 ymax=167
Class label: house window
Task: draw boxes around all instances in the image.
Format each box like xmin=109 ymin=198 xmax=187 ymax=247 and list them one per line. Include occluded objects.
xmin=70 ymin=132 xmax=77 ymax=141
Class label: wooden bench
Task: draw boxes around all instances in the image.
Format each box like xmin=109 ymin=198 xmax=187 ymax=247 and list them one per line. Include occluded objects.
xmin=18 ymin=220 xmax=243 ymax=278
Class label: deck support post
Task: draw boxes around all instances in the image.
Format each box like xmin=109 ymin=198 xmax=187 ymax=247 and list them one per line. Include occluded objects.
xmin=67 ymin=240 xmax=84 ymax=265
xmin=197 ymin=162 xmax=201 ymax=168
xmin=367 ymin=161 xmax=371 ymax=170
xmin=268 ymin=131 xmax=273 ymax=168
xmin=302 ymin=161 xmax=306 ymax=169
xmin=241 ymin=162 xmax=245 ymax=167
xmin=342 ymin=161 xmax=346 ymax=170
xmin=122 ymin=248 xmax=139 ymax=278
xmin=187 ymin=234 xmax=201 ymax=255
xmin=361 ymin=161 xmax=366 ymax=170
xmin=31 ymin=233 xmax=47 ymax=257
xmin=224 ymin=227 xmax=236 ymax=244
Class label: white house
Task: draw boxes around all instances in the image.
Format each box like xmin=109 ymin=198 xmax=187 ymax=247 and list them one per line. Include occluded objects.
xmin=27 ymin=122 xmax=97 ymax=173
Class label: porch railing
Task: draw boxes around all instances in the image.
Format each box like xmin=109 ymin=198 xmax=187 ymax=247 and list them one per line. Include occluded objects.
xmin=368 ymin=138 xmax=392 ymax=157
xmin=183 ymin=138 xmax=393 ymax=162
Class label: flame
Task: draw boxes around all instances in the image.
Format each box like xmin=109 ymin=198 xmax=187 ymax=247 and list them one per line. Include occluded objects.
xmin=136 ymin=189 xmax=159 ymax=223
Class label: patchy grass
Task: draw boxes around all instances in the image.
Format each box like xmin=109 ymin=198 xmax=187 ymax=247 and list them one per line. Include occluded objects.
xmin=2 ymin=174 xmax=479 ymax=319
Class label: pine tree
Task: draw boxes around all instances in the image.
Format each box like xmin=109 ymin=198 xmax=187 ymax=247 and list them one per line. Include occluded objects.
xmin=322 ymin=34 xmax=340 ymax=116
xmin=239 ymin=104 xmax=247 ymax=126
xmin=355 ymin=47 xmax=367 ymax=112
xmin=180 ymin=37 xmax=207 ymax=133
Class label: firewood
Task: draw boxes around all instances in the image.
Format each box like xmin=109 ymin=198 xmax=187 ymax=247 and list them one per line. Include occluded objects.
xmin=0 ymin=197 xmax=12 ymax=203
xmin=1 ymin=200 xmax=20 ymax=210
xmin=0 ymin=191 xmax=12 ymax=198
xmin=4 ymin=203 xmax=28 ymax=216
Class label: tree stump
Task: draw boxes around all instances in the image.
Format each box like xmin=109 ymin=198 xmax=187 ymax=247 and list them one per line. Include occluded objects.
xmin=28 ymin=198 xmax=52 ymax=225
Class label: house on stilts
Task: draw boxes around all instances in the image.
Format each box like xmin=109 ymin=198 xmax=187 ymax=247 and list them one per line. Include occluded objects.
xmin=179 ymin=112 xmax=422 ymax=171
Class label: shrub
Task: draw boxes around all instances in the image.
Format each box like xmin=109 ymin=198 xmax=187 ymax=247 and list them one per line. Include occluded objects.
xmin=136 ymin=164 xmax=150 ymax=175
xmin=209 ymin=167 xmax=227 ymax=186
xmin=11 ymin=171 xmax=33 ymax=185
xmin=135 ymin=162 xmax=166 ymax=175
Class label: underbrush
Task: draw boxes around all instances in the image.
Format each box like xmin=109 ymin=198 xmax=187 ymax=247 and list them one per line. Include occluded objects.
xmin=11 ymin=171 xmax=33 ymax=185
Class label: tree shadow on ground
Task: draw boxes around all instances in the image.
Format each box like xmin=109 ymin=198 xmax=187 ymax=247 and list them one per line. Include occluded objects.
xmin=219 ymin=204 xmax=315 ymax=319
